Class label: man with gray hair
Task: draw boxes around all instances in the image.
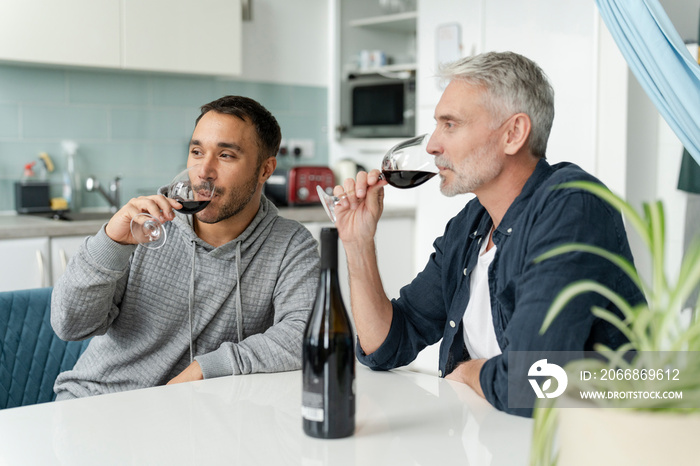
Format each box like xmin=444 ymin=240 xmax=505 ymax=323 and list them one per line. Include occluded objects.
xmin=333 ymin=51 xmax=643 ymax=416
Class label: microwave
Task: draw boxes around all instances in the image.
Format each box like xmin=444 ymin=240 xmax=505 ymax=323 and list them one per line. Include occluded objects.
xmin=342 ymin=75 xmax=416 ymax=138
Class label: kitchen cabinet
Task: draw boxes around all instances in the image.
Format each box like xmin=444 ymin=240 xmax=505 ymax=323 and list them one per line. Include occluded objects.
xmin=0 ymin=238 xmax=50 ymax=292
xmin=0 ymin=234 xmax=88 ymax=292
xmin=49 ymin=236 xmax=87 ymax=285
xmin=121 ymin=0 xmax=241 ymax=75
xmin=0 ymin=0 xmax=121 ymax=69
xmin=0 ymin=0 xmax=241 ymax=76
xmin=303 ymin=216 xmax=414 ymax=310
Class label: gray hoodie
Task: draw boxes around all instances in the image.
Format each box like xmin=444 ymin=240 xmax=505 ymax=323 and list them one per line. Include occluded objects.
xmin=52 ymin=195 xmax=319 ymax=399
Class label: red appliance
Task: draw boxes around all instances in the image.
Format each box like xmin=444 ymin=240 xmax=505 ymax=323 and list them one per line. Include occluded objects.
xmin=264 ymin=166 xmax=336 ymax=206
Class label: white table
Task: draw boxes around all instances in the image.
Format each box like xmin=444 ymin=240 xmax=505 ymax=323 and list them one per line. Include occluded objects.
xmin=0 ymin=366 xmax=532 ymax=465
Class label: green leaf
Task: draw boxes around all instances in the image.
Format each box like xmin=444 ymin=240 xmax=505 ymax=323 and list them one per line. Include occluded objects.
xmin=540 ymin=280 xmax=636 ymax=335
xmin=590 ymin=306 xmax=635 ymax=343
xmin=534 ymin=242 xmax=647 ymax=297
xmin=646 ymin=200 xmax=668 ymax=300
xmin=553 ymin=181 xmax=650 ymax=248
xmin=670 ymin=236 xmax=700 ymax=314
xmin=530 ymin=401 xmax=559 ymax=466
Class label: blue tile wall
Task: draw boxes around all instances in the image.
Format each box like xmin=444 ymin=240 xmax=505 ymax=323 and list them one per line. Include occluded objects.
xmin=0 ymin=64 xmax=328 ymax=212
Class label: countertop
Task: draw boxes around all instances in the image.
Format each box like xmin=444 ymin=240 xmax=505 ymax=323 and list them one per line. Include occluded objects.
xmin=0 ymin=205 xmax=415 ymax=240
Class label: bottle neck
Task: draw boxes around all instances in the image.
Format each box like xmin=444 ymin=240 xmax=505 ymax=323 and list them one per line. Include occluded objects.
xmin=321 ymin=242 xmax=338 ymax=271
xmin=320 ymin=228 xmax=339 ymax=271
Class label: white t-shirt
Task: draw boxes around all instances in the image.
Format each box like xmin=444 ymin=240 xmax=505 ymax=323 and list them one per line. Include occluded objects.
xmin=462 ymin=231 xmax=502 ymax=360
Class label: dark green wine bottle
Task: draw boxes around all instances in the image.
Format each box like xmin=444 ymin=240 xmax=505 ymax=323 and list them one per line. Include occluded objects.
xmin=302 ymin=227 xmax=355 ymax=438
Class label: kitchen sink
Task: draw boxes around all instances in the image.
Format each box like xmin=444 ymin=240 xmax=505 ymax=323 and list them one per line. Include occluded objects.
xmin=48 ymin=211 xmax=114 ymax=222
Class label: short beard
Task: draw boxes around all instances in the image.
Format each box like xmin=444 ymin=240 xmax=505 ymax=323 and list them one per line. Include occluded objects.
xmin=196 ymin=165 xmax=261 ymax=224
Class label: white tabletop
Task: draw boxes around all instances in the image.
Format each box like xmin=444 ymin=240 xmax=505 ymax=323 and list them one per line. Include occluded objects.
xmin=0 ymin=366 xmax=532 ymax=465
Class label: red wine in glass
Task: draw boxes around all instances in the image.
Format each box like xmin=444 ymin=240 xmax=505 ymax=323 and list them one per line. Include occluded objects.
xmin=317 ymin=133 xmax=437 ymax=222
xmin=130 ymin=166 xmax=216 ymax=249
xmin=382 ymin=170 xmax=437 ymax=188
xmin=174 ymin=199 xmax=211 ymax=215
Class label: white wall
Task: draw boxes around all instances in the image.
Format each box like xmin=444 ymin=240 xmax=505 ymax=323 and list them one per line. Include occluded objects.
xmin=240 ymin=0 xmax=329 ymax=86
xmin=482 ymin=0 xmax=599 ymax=173
xmin=594 ymin=18 xmax=629 ymax=196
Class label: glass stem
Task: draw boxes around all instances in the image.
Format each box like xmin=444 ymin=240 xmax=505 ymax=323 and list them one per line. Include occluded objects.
xmin=332 ymin=172 xmax=385 ymax=205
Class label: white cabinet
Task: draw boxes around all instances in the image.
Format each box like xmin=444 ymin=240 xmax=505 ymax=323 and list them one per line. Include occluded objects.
xmin=0 ymin=235 xmax=89 ymax=291
xmin=50 ymin=236 xmax=87 ymax=285
xmin=0 ymin=0 xmax=241 ymax=76
xmin=303 ymin=216 xmax=414 ymax=309
xmin=122 ymin=0 xmax=241 ymax=75
xmin=374 ymin=217 xmax=414 ymax=300
xmin=0 ymin=238 xmax=50 ymax=292
xmin=0 ymin=0 xmax=121 ymax=69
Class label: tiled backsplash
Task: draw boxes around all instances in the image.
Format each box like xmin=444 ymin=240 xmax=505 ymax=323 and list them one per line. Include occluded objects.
xmin=0 ymin=64 xmax=328 ymax=212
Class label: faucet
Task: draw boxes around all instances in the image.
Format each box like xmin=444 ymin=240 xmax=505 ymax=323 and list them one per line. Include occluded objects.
xmin=85 ymin=176 xmax=121 ymax=212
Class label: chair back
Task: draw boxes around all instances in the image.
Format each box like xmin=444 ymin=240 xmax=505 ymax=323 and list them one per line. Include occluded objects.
xmin=0 ymin=287 xmax=89 ymax=409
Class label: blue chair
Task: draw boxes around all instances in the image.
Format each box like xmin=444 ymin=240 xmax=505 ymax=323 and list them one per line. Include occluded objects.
xmin=0 ymin=287 xmax=90 ymax=409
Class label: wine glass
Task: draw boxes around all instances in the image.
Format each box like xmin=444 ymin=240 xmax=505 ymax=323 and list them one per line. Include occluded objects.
xmin=317 ymin=133 xmax=437 ymax=222
xmin=130 ymin=166 xmax=216 ymax=249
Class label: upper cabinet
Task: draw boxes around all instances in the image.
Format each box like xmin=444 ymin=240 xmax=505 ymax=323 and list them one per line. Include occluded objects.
xmin=0 ymin=0 xmax=241 ymax=76
xmin=121 ymin=0 xmax=241 ymax=75
xmin=0 ymin=0 xmax=121 ymax=69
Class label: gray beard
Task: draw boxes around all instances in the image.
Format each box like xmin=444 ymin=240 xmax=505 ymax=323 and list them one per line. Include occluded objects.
xmin=435 ymin=140 xmax=502 ymax=197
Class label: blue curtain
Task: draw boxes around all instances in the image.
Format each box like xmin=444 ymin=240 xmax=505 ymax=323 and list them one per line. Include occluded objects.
xmin=595 ymin=0 xmax=700 ymax=164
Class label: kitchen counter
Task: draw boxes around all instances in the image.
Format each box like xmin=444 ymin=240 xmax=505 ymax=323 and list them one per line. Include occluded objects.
xmin=0 ymin=213 xmax=109 ymax=240
xmin=0 ymin=206 xmax=415 ymax=240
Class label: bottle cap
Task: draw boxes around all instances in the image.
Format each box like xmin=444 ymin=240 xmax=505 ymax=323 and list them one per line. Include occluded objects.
xmin=321 ymin=227 xmax=338 ymax=240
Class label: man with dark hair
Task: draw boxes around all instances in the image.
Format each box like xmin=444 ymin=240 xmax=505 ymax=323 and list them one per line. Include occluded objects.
xmin=333 ymin=52 xmax=644 ymax=416
xmin=52 ymin=95 xmax=320 ymax=399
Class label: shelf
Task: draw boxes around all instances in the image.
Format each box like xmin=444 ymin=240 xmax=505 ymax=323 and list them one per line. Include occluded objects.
xmin=349 ymin=63 xmax=416 ymax=78
xmin=349 ymin=11 xmax=417 ymax=33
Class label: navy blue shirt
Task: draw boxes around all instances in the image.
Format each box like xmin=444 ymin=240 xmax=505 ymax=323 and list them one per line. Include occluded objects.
xmin=357 ymin=159 xmax=644 ymax=416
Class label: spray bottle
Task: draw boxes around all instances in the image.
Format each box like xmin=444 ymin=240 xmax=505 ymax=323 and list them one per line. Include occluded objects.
xmin=61 ymin=140 xmax=81 ymax=212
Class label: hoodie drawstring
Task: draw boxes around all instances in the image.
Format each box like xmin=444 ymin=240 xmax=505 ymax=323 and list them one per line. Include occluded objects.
xmin=235 ymin=241 xmax=243 ymax=343
xmin=189 ymin=240 xmax=197 ymax=364
xmin=188 ymin=240 xmax=243 ymax=365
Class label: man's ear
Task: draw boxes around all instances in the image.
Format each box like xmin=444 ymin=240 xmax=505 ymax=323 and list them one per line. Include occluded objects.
xmin=504 ymin=113 xmax=531 ymax=155
xmin=259 ymin=156 xmax=277 ymax=183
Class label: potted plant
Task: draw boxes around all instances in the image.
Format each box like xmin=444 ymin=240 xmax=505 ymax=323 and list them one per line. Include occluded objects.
xmin=529 ymin=181 xmax=700 ymax=466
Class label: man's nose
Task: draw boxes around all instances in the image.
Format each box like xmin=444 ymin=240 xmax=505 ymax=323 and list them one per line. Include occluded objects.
xmin=426 ymin=132 xmax=442 ymax=156
xmin=194 ymin=158 xmax=217 ymax=180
